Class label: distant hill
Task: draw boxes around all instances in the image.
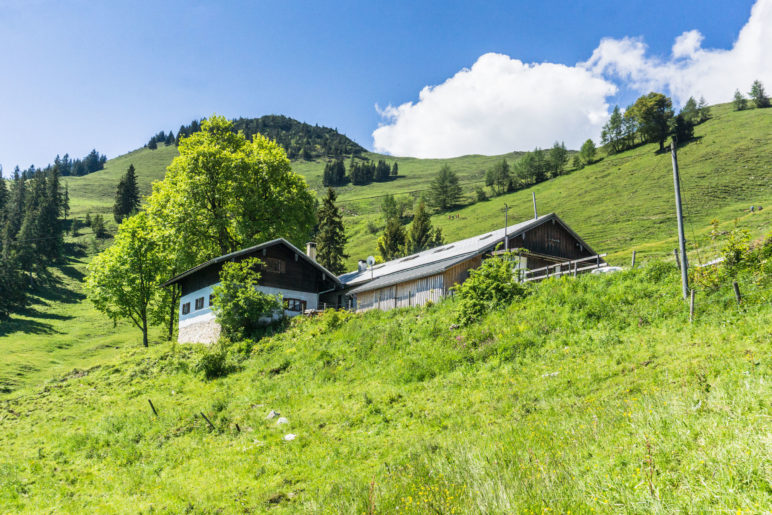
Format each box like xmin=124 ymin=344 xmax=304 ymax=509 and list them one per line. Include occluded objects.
xmin=171 ymin=114 xmax=366 ymax=160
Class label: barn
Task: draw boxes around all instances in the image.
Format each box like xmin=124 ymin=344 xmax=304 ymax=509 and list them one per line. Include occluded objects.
xmin=162 ymin=239 xmax=341 ymax=344
xmin=338 ymin=213 xmax=602 ymax=313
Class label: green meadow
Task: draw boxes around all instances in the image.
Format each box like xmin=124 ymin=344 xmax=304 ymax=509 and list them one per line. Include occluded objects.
xmin=1 ymin=258 xmax=770 ymax=512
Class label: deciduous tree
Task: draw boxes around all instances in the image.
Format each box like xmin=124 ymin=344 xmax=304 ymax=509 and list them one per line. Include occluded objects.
xmin=86 ymin=213 xmax=168 ymax=347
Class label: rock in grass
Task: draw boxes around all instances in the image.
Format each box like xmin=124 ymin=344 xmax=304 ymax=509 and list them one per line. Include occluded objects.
xmin=276 ymin=417 xmax=289 ymax=425
xmin=266 ymin=410 xmax=280 ymax=420
xmin=283 ymin=433 xmax=296 ymax=441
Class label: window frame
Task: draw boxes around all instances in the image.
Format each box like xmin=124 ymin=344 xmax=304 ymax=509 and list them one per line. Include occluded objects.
xmin=283 ymin=298 xmax=307 ymax=313
xmin=195 ymin=297 xmax=205 ymax=310
xmin=181 ymin=302 xmax=191 ymax=315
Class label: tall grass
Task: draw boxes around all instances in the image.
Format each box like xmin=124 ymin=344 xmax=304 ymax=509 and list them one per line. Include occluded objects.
xmin=1 ymin=255 xmax=770 ymax=512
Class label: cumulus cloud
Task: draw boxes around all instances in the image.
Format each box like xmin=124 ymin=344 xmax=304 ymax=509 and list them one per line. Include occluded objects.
xmin=373 ymin=0 xmax=772 ymax=158
xmin=585 ymin=0 xmax=772 ymax=105
xmin=372 ymin=53 xmax=617 ymax=158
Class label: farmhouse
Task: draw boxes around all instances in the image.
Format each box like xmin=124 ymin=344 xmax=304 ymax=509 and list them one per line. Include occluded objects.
xmin=162 ymin=239 xmax=341 ymax=344
xmin=337 ymin=213 xmax=602 ymax=313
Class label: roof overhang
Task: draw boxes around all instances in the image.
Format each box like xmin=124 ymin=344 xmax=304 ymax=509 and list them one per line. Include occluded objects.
xmin=161 ymin=238 xmax=342 ymax=288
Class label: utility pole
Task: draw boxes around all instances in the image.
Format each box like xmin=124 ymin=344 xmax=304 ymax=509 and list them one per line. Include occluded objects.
xmin=671 ymin=137 xmax=689 ymax=299
xmin=503 ymin=203 xmax=509 ymax=251
xmin=532 ymin=192 xmax=538 ymax=219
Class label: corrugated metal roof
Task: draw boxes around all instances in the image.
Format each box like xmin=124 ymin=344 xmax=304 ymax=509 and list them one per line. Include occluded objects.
xmin=340 ymin=213 xmax=589 ymax=288
xmin=347 ymin=252 xmax=477 ymax=294
xmin=161 ymin=238 xmax=341 ymax=287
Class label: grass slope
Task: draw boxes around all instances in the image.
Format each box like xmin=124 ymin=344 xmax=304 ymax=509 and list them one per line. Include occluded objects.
xmin=61 ymin=103 xmax=772 ymax=268
xmin=1 ymin=262 xmax=770 ymax=512
xmin=3 ymin=102 xmax=769 ymax=395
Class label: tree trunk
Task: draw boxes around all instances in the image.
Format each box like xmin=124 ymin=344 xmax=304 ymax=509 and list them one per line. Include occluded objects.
xmin=167 ymin=287 xmax=177 ymax=341
xmin=142 ymin=317 xmax=148 ymax=347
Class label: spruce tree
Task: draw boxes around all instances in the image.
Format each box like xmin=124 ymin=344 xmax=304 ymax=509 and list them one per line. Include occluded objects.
xmin=406 ymin=200 xmax=442 ymax=254
xmin=428 ymin=165 xmax=462 ymax=211
xmin=315 ymin=187 xmax=348 ymax=275
xmin=113 ymin=164 xmax=140 ymax=223
xmin=391 ymin=162 xmax=398 ymax=176
xmin=749 ymin=80 xmax=770 ymax=108
xmin=377 ymin=216 xmax=406 ymax=261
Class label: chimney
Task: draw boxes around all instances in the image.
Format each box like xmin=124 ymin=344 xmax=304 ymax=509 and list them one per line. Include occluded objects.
xmin=358 ymin=259 xmax=367 ymax=272
xmin=306 ymin=242 xmax=317 ymax=261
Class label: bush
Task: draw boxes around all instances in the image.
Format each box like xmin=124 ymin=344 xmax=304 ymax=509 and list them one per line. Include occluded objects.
xmin=211 ymin=258 xmax=282 ymax=340
xmin=475 ymin=187 xmax=488 ymax=202
xmin=452 ymin=254 xmax=527 ymax=325
xmin=193 ymin=340 xmax=238 ymax=380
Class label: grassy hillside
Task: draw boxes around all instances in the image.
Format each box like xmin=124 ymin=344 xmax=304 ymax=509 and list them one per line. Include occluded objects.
xmin=1 ymin=259 xmax=770 ymax=512
xmin=3 ymin=101 xmax=769 ymax=394
xmin=61 ymin=102 xmax=772 ymax=269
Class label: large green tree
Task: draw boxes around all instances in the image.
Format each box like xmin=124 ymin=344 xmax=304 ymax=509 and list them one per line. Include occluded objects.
xmin=146 ymin=115 xmax=316 ymax=266
xmin=601 ymin=106 xmax=624 ymax=153
xmin=86 ymin=212 xmax=169 ymax=347
xmin=316 ymin=187 xmax=348 ymax=274
xmin=733 ymin=90 xmax=748 ymax=111
xmin=428 ymin=165 xmax=462 ymax=211
xmin=628 ymin=92 xmax=674 ymax=152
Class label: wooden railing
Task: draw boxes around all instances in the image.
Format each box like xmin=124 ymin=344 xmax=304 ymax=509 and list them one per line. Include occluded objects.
xmin=521 ymin=254 xmax=607 ymax=282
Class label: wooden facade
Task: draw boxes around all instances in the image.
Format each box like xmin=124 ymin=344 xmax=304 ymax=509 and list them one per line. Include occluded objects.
xmin=177 ymin=241 xmax=337 ymax=297
xmin=347 ymin=214 xmax=601 ymax=313
xmin=354 ymin=255 xmax=481 ymax=313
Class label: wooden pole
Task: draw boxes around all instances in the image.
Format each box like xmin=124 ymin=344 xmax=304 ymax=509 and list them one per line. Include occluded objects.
xmin=673 ymin=248 xmax=681 ymax=270
xmin=631 ymin=250 xmax=637 ymax=268
xmin=504 ymin=203 xmax=509 ymax=251
xmin=732 ymin=281 xmax=742 ymax=304
xmin=200 ymin=412 xmax=216 ymax=430
xmin=671 ymin=139 xmax=689 ymax=299
xmin=532 ymin=192 xmax=538 ymax=219
xmin=689 ymin=289 xmax=695 ymax=323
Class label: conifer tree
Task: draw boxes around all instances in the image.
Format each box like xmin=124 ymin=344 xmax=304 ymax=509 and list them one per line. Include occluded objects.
xmin=113 ymin=164 xmax=140 ymax=223
xmin=749 ymin=80 xmax=770 ymax=108
xmin=377 ymin=216 xmax=406 ymax=261
xmin=697 ymin=96 xmax=711 ymax=122
xmin=391 ymin=162 xmax=398 ymax=176
xmin=315 ymin=187 xmax=348 ymax=275
xmin=406 ymin=200 xmax=443 ymax=254
xmin=428 ymin=165 xmax=462 ymax=211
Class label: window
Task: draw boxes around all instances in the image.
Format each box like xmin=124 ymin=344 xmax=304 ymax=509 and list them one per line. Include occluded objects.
xmin=195 ymin=297 xmax=205 ymax=310
xmin=209 ymin=294 xmax=215 ymax=307
xmin=283 ymin=298 xmax=307 ymax=312
xmin=181 ymin=302 xmax=190 ymax=315
xmin=263 ymin=257 xmax=285 ymax=274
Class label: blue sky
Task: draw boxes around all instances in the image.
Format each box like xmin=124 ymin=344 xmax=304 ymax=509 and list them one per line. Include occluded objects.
xmin=0 ymin=0 xmax=766 ymax=169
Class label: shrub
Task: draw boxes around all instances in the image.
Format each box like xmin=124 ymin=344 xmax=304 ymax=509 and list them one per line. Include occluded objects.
xmin=193 ymin=340 xmax=237 ymax=380
xmin=452 ymin=254 xmax=527 ymax=325
xmin=475 ymin=187 xmax=488 ymax=202
xmin=211 ymin=258 xmax=282 ymax=340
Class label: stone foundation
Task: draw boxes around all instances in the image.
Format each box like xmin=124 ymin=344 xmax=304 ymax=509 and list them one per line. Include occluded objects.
xmin=178 ymin=318 xmax=221 ymax=344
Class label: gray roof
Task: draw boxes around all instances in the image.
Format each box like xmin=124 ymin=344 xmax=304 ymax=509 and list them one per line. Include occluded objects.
xmin=162 ymin=238 xmax=341 ymax=287
xmin=347 ymin=252 xmax=477 ymax=295
xmin=340 ymin=213 xmax=593 ymax=290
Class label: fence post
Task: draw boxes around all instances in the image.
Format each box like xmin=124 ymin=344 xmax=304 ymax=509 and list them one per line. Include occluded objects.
xmin=689 ymin=289 xmax=695 ymax=323
xmin=732 ymin=281 xmax=742 ymax=305
xmin=673 ymin=248 xmax=680 ymax=269
xmin=631 ymin=250 xmax=637 ymax=268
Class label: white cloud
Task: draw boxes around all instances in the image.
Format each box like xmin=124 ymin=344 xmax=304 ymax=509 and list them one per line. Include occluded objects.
xmin=372 ymin=53 xmax=616 ymax=158
xmin=585 ymin=0 xmax=772 ymax=105
xmin=373 ymin=0 xmax=772 ymax=158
